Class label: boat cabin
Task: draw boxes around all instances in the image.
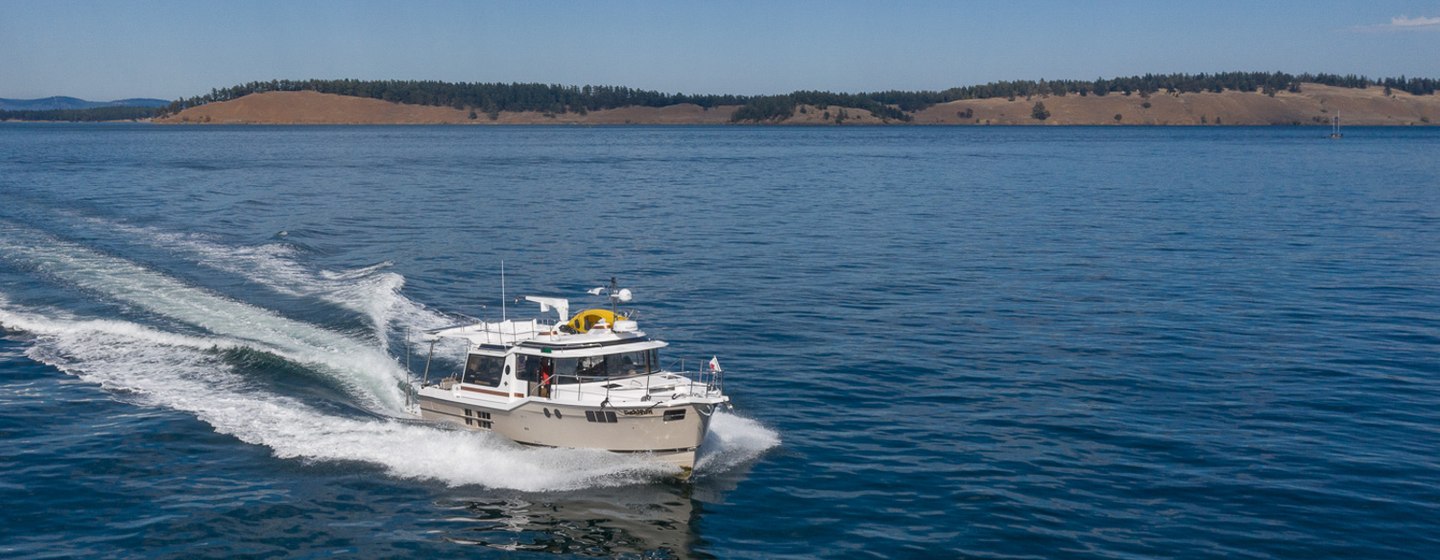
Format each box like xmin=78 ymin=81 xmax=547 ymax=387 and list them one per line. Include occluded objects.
xmin=426 ymin=308 xmax=669 ymax=401
xmin=457 ymin=341 xmax=665 ymax=396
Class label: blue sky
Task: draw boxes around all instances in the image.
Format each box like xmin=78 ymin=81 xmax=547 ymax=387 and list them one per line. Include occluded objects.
xmin=2 ymin=0 xmax=1439 ymax=100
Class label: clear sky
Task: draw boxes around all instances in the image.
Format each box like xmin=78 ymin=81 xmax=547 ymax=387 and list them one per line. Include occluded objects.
xmin=3 ymin=0 xmax=1439 ymax=101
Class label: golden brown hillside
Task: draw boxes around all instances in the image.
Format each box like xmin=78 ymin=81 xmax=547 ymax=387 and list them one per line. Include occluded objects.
xmin=155 ymin=85 xmax=1439 ymax=126
xmin=912 ymin=84 xmax=1439 ymax=126
xmin=153 ymin=91 xmax=738 ymax=125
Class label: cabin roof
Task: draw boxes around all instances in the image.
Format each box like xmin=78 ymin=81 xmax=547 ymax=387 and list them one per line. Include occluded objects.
xmin=426 ymin=319 xmax=664 ymax=354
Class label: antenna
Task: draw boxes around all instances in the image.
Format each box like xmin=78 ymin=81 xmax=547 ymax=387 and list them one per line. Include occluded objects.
xmin=500 ymin=260 xmax=507 ymax=321
xmin=593 ymin=276 xmax=634 ymax=314
xmin=609 ymin=276 xmax=618 ymax=314
xmin=587 ymin=276 xmax=633 ymax=312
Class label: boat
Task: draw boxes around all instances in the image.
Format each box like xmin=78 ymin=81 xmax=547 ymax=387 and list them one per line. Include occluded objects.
xmin=1329 ymin=112 xmax=1343 ymax=139
xmin=407 ymin=278 xmax=729 ymax=474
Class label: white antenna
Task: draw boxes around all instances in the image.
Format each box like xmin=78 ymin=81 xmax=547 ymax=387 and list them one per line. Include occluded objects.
xmin=500 ymin=260 xmax=506 ymax=321
xmin=595 ymin=276 xmax=635 ymax=314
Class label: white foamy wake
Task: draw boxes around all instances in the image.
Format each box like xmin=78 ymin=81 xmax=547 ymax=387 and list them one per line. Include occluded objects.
xmin=0 ymin=225 xmax=408 ymax=411
xmin=694 ymin=411 xmax=783 ymax=474
xmin=98 ymin=221 xmax=455 ymax=349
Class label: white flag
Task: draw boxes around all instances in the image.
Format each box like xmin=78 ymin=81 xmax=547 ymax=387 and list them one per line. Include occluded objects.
xmin=708 ymin=356 xmax=722 ymax=373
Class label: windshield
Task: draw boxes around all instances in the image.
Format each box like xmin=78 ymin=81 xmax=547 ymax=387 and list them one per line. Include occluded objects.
xmin=462 ymin=353 xmax=504 ymax=387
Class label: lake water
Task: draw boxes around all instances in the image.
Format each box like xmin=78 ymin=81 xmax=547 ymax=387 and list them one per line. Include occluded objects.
xmin=1 ymin=123 xmax=1438 ymax=559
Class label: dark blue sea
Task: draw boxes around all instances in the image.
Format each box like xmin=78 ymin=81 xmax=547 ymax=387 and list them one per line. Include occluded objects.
xmin=1 ymin=123 xmax=1438 ymax=559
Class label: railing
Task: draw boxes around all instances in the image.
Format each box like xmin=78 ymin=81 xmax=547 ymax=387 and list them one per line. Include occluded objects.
xmin=537 ymin=364 xmax=724 ymax=405
xmin=442 ymin=318 xmax=550 ymax=346
xmin=674 ymin=357 xmax=726 ymax=399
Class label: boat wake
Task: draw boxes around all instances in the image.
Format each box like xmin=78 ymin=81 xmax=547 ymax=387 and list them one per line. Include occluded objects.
xmin=0 ymin=221 xmax=779 ymax=490
xmin=93 ymin=220 xmax=455 ymax=350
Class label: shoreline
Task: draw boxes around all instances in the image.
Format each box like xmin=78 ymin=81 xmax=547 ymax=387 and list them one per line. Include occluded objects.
xmin=150 ymin=85 xmax=1439 ymax=127
xmin=8 ymin=120 xmax=1438 ymax=127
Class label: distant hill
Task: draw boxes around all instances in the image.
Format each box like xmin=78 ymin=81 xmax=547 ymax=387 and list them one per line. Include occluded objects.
xmin=156 ymin=85 xmax=1440 ymax=126
xmin=0 ymin=96 xmax=170 ymax=111
xmin=18 ymin=72 xmax=1440 ymax=125
xmin=154 ymin=73 xmax=1439 ymax=126
xmin=157 ymin=73 xmax=1437 ymax=121
xmin=154 ymin=91 xmax=737 ymax=125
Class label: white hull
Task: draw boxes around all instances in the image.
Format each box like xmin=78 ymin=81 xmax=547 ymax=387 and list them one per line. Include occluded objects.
xmin=415 ymin=381 xmax=721 ymax=471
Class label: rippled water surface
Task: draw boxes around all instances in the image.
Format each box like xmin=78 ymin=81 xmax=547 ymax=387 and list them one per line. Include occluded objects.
xmin=1 ymin=124 xmax=1438 ymax=558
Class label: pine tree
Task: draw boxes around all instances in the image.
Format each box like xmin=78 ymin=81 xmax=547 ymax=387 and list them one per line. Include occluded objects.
xmin=1031 ymin=102 xmax=1050 ymax=121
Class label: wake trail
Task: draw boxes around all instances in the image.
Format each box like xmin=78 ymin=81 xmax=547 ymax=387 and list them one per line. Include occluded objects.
xmin=96 ymin=220 xmax=456 ymax=349
xmin=0 ymin=222 xmax=408 ymax=411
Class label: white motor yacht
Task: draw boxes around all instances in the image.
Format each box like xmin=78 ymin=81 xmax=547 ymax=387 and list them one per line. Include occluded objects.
xmin=409 ymin=280 xmax=729 ymax=474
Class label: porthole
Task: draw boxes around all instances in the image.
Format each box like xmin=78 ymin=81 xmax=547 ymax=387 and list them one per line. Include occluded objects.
xmin=543 ymin=408 xmax=551 ymax=418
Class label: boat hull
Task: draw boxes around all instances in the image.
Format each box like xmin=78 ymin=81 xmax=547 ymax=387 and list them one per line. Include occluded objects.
xmin=417 ymin=394 xmax=717 ymax=471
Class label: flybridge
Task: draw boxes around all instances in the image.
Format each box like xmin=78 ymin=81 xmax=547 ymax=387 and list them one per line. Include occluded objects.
xmin=423 ymin=276 xmax=640 ymax=342
xmin=422 ymin=284 xmax=647 ymax=348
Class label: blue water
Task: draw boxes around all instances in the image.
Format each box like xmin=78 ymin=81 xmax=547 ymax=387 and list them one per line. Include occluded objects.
xmin=2 ymin=124 xmax=1439 ymax=559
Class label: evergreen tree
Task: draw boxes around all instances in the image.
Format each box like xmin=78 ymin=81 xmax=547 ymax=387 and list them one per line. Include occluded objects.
xmin=1031 ymin=102 xmax=1050 ymax=120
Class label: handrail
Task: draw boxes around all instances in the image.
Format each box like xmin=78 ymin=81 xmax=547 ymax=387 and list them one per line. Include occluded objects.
xmin=426 ymin=318 xmax=558 ymax=345
xmin=525 ymin=367 xmax=719 ymax=403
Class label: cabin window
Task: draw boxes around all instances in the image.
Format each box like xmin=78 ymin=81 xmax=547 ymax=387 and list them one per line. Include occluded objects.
xmin=576 ymin=355 xmax=606 ymax=379
xmin=516 ymin=354 xmax=544 ymax=382
xmin=551 ymin=358 xmax=576 ymax=384
xmin=550 ymin=357 xmax=597 ymax=384
xmin=605 ymin=350 xmax=658 ymax=377
xmin=551 ymin=355 xmax=613 ymax=382
xmin=463 ymin=354 xmax=505 ymax=387
xmin=548 ymin=356 xmax=604 ymax=383
xmin=548 ymin=349 xmax=661 ymax=383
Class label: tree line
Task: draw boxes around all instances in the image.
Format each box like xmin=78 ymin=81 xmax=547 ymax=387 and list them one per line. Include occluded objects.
xmin=0 ymin=106 xmax=161 ymax=122
xmin=731 ymin=90 xmax=913 ymax=122
xmin=161 ymin=79 xmax=748 ymax=117
xmin=868 ymin=72 xmax=1437 ymax=108
xmin=727 ymin=72 xmax=1439 ymax=122
xmin=19 ymin=72 xmax=1431 ymax=123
